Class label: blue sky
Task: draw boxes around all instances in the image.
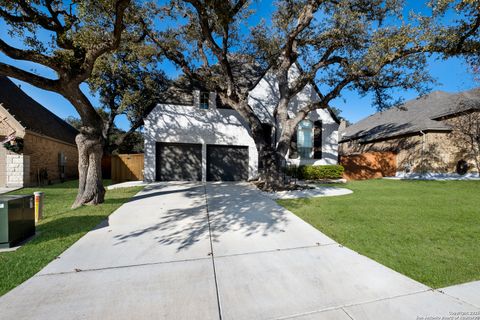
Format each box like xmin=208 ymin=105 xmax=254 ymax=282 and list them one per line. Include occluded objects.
xmin=0 ymin=1 xmax=478 ymax=130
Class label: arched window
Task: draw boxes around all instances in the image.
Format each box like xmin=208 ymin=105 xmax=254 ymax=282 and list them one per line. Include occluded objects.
xmin=297 ymin=120 xmax=313 ymax=159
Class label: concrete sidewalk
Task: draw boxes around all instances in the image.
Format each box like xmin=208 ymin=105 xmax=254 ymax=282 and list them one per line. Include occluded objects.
xmin=440 ymin=281 xmax=480 ymax=309
xmin=0 ymin=187 xmax=20 ymax=194
xmin=0 ymin=182 xmax=478 ymax=319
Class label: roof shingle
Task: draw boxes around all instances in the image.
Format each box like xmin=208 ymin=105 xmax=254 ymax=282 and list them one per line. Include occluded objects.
xmin=0 ymin=76 xmax=78 ymax=144
xmin=341 ymin=88 xmax=480 ymax=143
xmin=159 ymin=55 xmax=266 ymax=106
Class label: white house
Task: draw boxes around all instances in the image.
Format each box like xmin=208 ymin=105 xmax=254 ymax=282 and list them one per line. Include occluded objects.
xmin=144 ymin=64 xmax=340 ymax=182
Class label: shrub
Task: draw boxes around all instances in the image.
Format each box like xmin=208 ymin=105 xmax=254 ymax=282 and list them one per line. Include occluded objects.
xmin=3 ymin=137 xmax=24 ymax=153
xmin=288 ymin=164 xmax=344 ymax=180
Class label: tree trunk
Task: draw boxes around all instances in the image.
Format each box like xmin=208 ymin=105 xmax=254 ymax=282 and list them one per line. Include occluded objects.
xmin=72 ymin=133 xmax=106 ymax=209
xmin=259 ymin=122 xmax=299 ymax=190
xmin=475 ymin=154 xmax=480 ymax=177
xmin=257 ymin=137 xmax=292 ymax=191
xmin=253 ymin=120 xmax=299 ymax=191
xmin=258 ymin=146 xmax=284 ymax=191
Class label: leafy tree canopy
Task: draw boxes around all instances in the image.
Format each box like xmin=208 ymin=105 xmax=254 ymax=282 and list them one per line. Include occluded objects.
xmin=147 ymin=0 xmax=480 ymax=189
xmin=87 ymin=42 xmax=169 ymax=152
xmin=0 ymin=0 xmax=149 ymax=207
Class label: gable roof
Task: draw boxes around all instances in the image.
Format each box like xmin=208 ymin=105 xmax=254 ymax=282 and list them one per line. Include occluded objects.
xmin=158 ymin=55 xmax=267 ymax=106
xmin=159 ymin=57 xmax=341 ymax=124
xmin=341 ymin=88 xmax=480 ymax=143
xmin=0 ymin=76 xmax=78 ymax=144
xmin=292 ymin=62 xmax=341 ymax=124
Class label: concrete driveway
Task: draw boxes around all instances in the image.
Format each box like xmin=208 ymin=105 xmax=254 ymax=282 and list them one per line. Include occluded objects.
xmin=0 ymin=182 xmax=478 ymax=319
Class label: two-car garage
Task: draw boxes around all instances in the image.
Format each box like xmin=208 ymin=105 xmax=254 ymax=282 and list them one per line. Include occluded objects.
xmin=155 ymin=142 xmax=249 ymax=182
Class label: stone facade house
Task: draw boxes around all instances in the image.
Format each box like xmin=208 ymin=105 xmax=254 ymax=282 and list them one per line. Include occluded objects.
xmin=340 ymin=88 xmax=480 ymax=177
xmin=0 ymin=76 xmax=79 ymax=187
xmin=144 ymin=63 xmax=340 ymax=182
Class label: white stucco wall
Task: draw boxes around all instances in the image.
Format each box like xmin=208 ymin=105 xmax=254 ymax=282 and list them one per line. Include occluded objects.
xmin=144 ymin=103 xmax=258 ymax=182
xmin=144 ymin=65 xmax=340 ymax=181
xmin=248 ymin=65 xmax=339 ymax=165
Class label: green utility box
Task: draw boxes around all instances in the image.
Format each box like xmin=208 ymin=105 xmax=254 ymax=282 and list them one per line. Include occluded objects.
xmin=0 ymin=195 xmax=35 ymax=249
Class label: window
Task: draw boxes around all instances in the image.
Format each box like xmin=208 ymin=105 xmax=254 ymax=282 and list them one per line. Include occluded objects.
xmin=200 ymin=91 xmax=210 ymax=109
xmin=313 ymin=120 xmax=322 ymax=159
xmin=297 ymin=120 xmax=313 ymax=159
xmin=262 ymin=123 xmax=273 ymax=147
xmin=258 ymin=124 xmax=273 ymax=169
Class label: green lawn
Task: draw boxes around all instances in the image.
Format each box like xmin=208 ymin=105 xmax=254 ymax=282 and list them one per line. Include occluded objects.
xmin=0 ymin=180 xmax=142 ymax=296
xmin=278 ymin=179 xmax=480 ymax=288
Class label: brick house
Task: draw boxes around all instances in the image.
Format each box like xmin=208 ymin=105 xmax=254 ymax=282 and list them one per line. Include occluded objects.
xmin=340 ymin=88 xmax=480 ymax=178
xmin=0 ymin=76 xmax=79 ymax=187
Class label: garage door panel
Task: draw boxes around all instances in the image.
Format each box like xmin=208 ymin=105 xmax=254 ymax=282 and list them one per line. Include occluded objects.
xmin=156 ymin=143 xmax=202 ymax=181
xmin=207 ymin=145 xmax=248 ymax=181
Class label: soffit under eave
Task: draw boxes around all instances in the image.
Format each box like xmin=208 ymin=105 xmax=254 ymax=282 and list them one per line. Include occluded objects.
xmin=0 ymin=103 xmax=26 ymax=137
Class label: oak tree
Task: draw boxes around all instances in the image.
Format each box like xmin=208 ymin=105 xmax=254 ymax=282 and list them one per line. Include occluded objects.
xmin=87 ymin=43 xmax=169 ymax=154
xmin=150 ymin=0 xmax=480 ymax=189
xmin=0 ymin=0 xmax=143 ymax=207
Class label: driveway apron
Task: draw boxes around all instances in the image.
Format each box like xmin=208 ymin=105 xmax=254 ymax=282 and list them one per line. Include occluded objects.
xmin=0 ymin=182 xmax=219 ymax=320
xmin=0 ymin=181 xmax=478 ymax=320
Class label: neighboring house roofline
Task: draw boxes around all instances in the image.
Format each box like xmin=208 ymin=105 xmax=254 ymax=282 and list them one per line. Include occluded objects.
xmin=0 ymin=76 xmax=78 ymax=145
xmin=0 ymin=103 xmax=25 ymax=136
xmin=25 ymin=129 xmax=77 ymax=148
xmin=342 ymin=88 xmax=480 ymax=143
xmin=340 ymin=127 xmax=452 ymax=144
xmin=431 ymin=107 xmax=480 ymax=121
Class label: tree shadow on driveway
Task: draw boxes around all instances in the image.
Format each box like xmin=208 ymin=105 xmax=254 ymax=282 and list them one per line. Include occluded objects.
xmin=112 ymin=182 xmax=291 ymax=251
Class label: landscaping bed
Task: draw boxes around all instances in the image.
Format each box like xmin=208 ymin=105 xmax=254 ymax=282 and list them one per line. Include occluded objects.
xmin=0 ymin=180 xmax=142 ymax=296
xmin=278 ymin=179 xmax=480 ymax=288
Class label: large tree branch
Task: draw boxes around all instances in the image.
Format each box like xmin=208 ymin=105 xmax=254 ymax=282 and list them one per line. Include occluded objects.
xmin=291 ymin=46 xmax=425 ymax=126
xmin=197 ymin=40 xmax=209 ymax=67
xmin=16 ymin=0 xmax=64 ymax=32
xmin=292 ymin=75 xmax=352 ymax=128
xmin=61 ymin=85 xmax=104 ymax=133
xmin=113 ymin=116 xmax=145 ymax=149
xmin=78 ymin=0 xmax=131 ymax=77
xmin=288 ymin=55 xmax=348 ymax=98
xmin=45 ymin=0 xmax=68 ymax=31
xmin=0 ymin=39 xmax=61 ymax=72
xmin=0 ymin=8 xmax=33 ymax=24
xmin=231 ymin=0 xmax=248 ymax=16
xmin=185 ymin=0 xmax=245 ymax=97
xmin=72 ymin=0 xmax=131 ymax=84
xmin=455 ymin=11 xmax=480 ymax=52
xmin=148 ymin=32 xmax=206 ymax=85
xmin=283 ymin=0 xmax=319 ymax=62
xmin=185 ymin=0 xmax=226 ymax=57
xmin=0 ymin=4 xmax=75 ymax=50
xmin=218 ymin=93 xmax=266 ymax=142
xmin=0 ymin=62 xmax=60 ymax=91
xmin=273 ymin=0 xmax=324 ymax=127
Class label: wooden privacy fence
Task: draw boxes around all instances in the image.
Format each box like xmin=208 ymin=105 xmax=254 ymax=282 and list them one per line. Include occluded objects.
xmin=111 ymin=154 xmax=144 ymax=183
xmin=340 ymin=151 xmax=397 ymax=180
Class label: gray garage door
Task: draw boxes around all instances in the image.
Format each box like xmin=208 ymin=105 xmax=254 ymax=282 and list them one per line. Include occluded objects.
xmin=207 ymin=145 xmax=249 ymax=181
xmin=156 ymin=142 xmax=202 ymax=181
